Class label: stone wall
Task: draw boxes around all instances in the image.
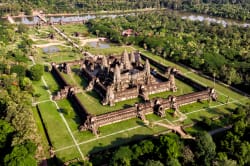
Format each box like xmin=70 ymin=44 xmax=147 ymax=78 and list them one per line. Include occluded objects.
xmin=114 ymin=87 xmax=138 ymax=102
xmin=83 ymin=87 xmax=216 ymax=134
xmin=140 ymin=53 xmax=168 ymax=72
xmin=51 ymin=65 xmax=69 ymax=87
xmin=175 ymin=72 xmax=206 ymax=91
xmin=50 ymin=56 xmax=216 ymax=136
xmin=140 ymin=53 xmax=206 ymax=91
xmin=147 ymin=82 xmax=170 ymax=94
xmin=69 ymin=94 xmax=90 ymax=122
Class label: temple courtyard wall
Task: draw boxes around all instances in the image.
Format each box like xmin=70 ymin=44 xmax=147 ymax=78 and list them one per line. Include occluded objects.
xmin=50 ymin=53 xmax=216 ymax=135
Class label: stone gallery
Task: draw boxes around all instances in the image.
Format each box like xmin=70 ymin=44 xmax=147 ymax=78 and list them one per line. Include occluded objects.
xmin=50 ymin=50 xmax=217 ymax=136
xmin=81 ymin=50 xmax=177 ymax=106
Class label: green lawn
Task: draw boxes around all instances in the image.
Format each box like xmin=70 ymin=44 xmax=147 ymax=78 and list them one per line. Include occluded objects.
xmin=56 ymin=98 xmax=231 ymax=156
xmin=55 ymin=24 xmax=90 ymax=37
xmin=34 ymin=46 xmax=81 ymax=64
xmin=86 ymin=45 xmax=135 ymax=55
xmin=56 ymin=99 xmax=81 ymax=132
xmin=32 ymin=107 xmax=50 ymax=158
xmin=43 ymin=72 xmax=60 ymax=94
xmin=37 ymin=101 xmax=75 ymax=149
xmin=32 ymin=79 xmax=50 ymax=102
xmin=76 ymin=92 xmax=141 ymax=115
xmin=56 ymin=147 xmax=82 ymax=162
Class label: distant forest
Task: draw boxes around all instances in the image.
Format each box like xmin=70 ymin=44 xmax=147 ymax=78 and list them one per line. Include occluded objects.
xmin=0 ymin=0 xmax=250 ymax=21
xmin=87 ymin=11 xmax=250 ymax=93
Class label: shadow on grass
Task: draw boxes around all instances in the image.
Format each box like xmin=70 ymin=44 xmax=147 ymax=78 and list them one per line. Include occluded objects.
xmin=71 ymin=68 xmax=88 ymax=88
xmin=86 ymin=91 xmax=102 ymax=102
xmin=136 ymin=120 xmax=151 ymax=128
xmin=46 ymin=156 xmax=64 ymax=166
xmin=59 ymin=103 xmax=83 ymax=127
xmin=42 ymin=85 xmax=48 ymax=90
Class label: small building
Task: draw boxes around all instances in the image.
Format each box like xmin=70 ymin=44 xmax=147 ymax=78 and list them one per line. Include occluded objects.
xmin=122 ymin=29 xmax=134 ymax=37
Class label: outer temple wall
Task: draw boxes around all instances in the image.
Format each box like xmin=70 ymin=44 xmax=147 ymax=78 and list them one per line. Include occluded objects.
xmin=50 ymin=55 xmax=216 ymax=134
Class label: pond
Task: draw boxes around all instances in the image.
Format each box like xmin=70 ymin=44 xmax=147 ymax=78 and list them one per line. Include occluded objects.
xmin=43 ymin=46 xmax=59 ymax=53
xmin=87 ymin=41 xmax=110 ymax=49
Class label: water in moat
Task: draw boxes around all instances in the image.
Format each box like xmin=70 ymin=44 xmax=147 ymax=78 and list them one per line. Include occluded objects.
xmin=87 ymin=41 xmax=110 ymax=49
xmin=181 ymin=15 xmax=249 ymax=27
xmin=14 ymin=10 xmax=249 ymax=28
xmin=43 ymin=46 xmax=59 ymax=53
xmin=14 ymin=14 xmax=127 ymax=25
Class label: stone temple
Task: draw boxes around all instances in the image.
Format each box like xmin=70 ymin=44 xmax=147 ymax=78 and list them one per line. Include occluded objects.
xmin=81 ymin=50 xmax=177 ymax=106
xmin=51 ymin=49 xmax=217 ymax=135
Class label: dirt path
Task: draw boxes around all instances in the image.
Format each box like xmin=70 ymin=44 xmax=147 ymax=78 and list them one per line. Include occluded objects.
xmin=34 ymin=42 xmax=73 ymax=48
xmin=154 ymin=122 xmax=194 ymax=139
xmin=79 ymin=37 xmax=106 ymax=46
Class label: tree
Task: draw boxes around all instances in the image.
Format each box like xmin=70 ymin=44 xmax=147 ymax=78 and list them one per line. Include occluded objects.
xmin=17 ymin=24 xmax=28 ymax=34
xmin=18 ymin=36 xmax=33 ymax=54
xmin=158 ymin=135 xmax=182 ymax=160
xmin=195 ymin=131 xmax=216 ymax=166
xmin=215 ymin=152 xmax=237 ymax=166
xmin=111 ymin=146 xmax=133 ymax=166
xmin=29 ymin=64 xmax=44 ymax=81
xmin=0 ymin=120 xmax=14 ymax=149
xmin=181 ymin=146 xmax=195 ymax=165
xmin=4 ymin=141 xmax=37 ymax=166
xmin=235 ymin=141 xmax=250 ymax=165
xmin=19 ymin=77 xmax=33 ymax=93
xmin=10 ymin=65 xmax=26 ymax=78
xmin=166 ymin=158 xmax=181 ymax=166
xmin=145 ymin=159 xmax=164 ymax=166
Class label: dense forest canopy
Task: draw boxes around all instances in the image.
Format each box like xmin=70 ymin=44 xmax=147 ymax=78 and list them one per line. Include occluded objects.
xmin=0 ymin=0 xmax=250 ymax=21
xmin=91 ymin=104 xmax=250 ymax=165
xmin=0 ymin=21 xmax=44 ymax=165
xmin=87 ymin=11 xmax=250 ymax=93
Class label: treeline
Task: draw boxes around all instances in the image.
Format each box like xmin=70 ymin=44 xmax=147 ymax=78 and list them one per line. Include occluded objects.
xmin=90 ymin=104 xmax=250 ymax=165
xmin=87 ymin=12 xmax=250 ymax=93
xmin=0 ymin=0 xmax=250 ymax=21
xmin=0 ymin=21 xmax=44 ymax=165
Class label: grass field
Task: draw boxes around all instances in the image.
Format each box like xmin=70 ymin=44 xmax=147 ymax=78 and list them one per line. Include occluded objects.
xmin=34 ymin=46 xmax=81 ymax=64
xmin=55 ymin=24 xmax=90 ymax=37
xmin=38 ymin=101 xmax=75 ymax=149
xmin=85 ymin=44 xmax=135 ymax=55
xmin=30 ymin=26 xmax=249 ymax=163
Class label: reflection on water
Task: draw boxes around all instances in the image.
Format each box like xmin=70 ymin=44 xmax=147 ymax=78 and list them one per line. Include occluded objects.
xmin=181 ymin=15 xmax=249 ymax=27
xmin=15 ymin=14 xmax=127 ymax=25
xmin=14 ymin=11 xmax=249 ymax=28
xmin=43 ymin=46 xmax=59 ymax=53
xmin=87 ymin=41 xmax=110 ymax=49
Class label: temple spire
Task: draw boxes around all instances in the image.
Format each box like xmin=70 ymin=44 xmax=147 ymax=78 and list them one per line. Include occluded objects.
xmin=122 ymin=49 xmax=131 ymax=70
xmin=102 ymin=56 xmax=108 ymax=68
xmin=144 ymin=59 xmax=150 ymax=76
xmin=114 ymin=64 xmax=121 ymax=84
xmin=130 ymin=51 xmax=136 ymax=64
xmin=144 ymin=59 xmax=151 ymax=84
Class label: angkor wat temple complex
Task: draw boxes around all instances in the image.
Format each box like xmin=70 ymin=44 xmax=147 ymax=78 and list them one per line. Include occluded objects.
xmin=50 ymin=50 xmax=217 ymax=136
xmin=82 ymin=50 xmax=177 ymax=106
